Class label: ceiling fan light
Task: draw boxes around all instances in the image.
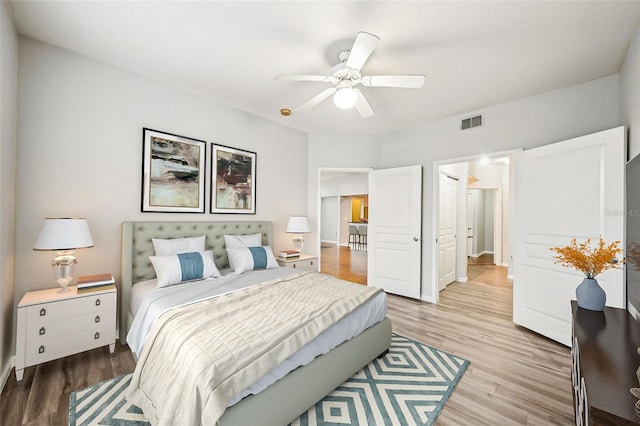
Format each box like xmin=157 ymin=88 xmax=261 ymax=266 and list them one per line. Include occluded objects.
xmin=333 ymin=87 xmax=357 ymax=109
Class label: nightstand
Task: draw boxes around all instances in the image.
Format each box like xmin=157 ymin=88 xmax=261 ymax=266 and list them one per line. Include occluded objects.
xmin=277 ymin=254 xmax=318 ymax=271
xmin=15 ymin=284 xmax=117 ymax=381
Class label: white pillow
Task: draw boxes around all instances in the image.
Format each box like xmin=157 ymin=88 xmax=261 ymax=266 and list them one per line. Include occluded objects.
xmin=223 ymin=233 xmax=262 ymax=248
xmin=224 ymin=233 xmax=263 ymax=270
xmin=149 ymin=250 xmax=221 ymax=288
xmin=226 ymin=246 xmax=279 ymax=275
xmin=152 ymin=235 xmax=206 ymax=256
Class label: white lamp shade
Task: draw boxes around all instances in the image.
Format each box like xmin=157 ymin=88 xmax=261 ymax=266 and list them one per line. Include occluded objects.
xmin=34 ymin=218 xmax=94 ymax=251
xmin=286 ymin=216 xmax=310 ymax=234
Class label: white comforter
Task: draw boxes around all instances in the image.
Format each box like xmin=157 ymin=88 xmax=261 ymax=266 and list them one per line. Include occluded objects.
xmin=126 ymin=271 xmax=383 ymax=426
xmin=126 ymin=268 xmax=387 ymax=406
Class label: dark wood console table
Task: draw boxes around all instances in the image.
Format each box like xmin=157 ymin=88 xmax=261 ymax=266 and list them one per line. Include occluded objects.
xmin=572 ymin=301 xmax=640 ymax=425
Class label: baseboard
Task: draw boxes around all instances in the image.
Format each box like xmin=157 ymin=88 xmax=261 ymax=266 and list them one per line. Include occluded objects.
xmin=320 ymin=240 xmax=338 ymax=245
xmin=507 ymin=274 xmax=514 ymax=280
xmin=457 ymin=276 xmax=468 ymax=283
xmin=0 ymin=355 xmax=14 ymax=392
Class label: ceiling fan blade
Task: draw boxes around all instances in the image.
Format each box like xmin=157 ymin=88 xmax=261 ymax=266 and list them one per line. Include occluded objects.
xmin=354 ymin=89 xmax=374 ymax=118
xmin=361 ymin=75 xmax=426 ymax=88
xmin=345 ymin=32 xmax=380 ymax=72
xmin=297 ymin=87 xmax=337 ymax=112
xmin=274 ymin=74 xmax=331 ymax=82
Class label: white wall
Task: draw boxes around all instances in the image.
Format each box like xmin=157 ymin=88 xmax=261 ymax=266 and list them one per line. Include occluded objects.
xmin=14 ymin=38 xmax=309 ymax=348
xmin=0 ymin=2 xmax=18 ymax=387
xmin=621 ymin=25 xmax=640 ymax=159
xmin=379 ymin=75 xmax=620 ymax=302
xmin=484 ymin=190 xmax=494 ymax=252
xmin=320 ymin=197 xmax=338 ymax=243
xmin=469 ymin=189 xmax=486 ymax=255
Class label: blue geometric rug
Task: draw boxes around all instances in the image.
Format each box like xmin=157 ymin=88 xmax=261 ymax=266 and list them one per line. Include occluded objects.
xmin=69 ymin=334 xmax=469 ymax=426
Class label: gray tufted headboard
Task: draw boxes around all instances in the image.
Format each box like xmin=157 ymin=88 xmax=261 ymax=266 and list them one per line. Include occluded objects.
xmin=119 ymin=221 xmax=272 ymax=343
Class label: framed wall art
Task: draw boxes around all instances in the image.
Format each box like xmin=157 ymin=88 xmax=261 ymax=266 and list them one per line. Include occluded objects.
xmin=141 ymin=128 xmax=206 ymax=213
xmin=211 ymin=144 xmax=256 ymax=214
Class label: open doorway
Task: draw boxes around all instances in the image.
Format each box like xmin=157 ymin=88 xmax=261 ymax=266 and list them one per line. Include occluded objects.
xmin=434 ymin=150 xmax=517 ymax=300
xmin=318 ymin=168 xmax=370 ymax=285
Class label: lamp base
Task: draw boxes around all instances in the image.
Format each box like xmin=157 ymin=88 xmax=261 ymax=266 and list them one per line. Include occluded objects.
xmin=52 ymin=252 xmax=77 ymax=294
xmin=292 ymin=235 xmax=304 ymax=252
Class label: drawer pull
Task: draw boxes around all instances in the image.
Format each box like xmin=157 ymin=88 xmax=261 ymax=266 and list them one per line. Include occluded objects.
xmin=40 ymin=308 xmax=46 ymax=316
xmin=95 ymin=299 xmax=101 ymax=306
xmin=293 ymin=264 xmax=297 ymax=268
xmin=39 ymin=327 xmax=45 ymax=336
xmin=310 ymin=261 xmax=314 ymax=266
xmin=95 ymin=315 xmax=100 ymax=323
xmin=94 ymin=332 xmax=100 ymax=340
xmin=38 ymin=345 xmax=45 ymax=354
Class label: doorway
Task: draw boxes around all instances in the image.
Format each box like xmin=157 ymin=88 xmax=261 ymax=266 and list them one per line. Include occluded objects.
xmin=318 ymin=168 xmax=371 ymax=284
xmin=467 ymin=188 xmax=497 ymax=261
xmin=434 ymin=150 xmax=518 ymax=300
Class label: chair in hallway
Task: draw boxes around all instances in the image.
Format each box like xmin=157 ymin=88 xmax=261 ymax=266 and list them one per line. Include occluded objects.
xmin=348 ymin=224 xmax=360 ymax=250
xmin=358 ymin=225 xmax=367 ymax=251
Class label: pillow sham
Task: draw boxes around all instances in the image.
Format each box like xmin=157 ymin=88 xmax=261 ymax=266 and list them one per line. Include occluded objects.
xmin=226 ymin=246 xmax=279 ymax=275
xmin=149 ymin=250 xmax=221 ymax=288
xmin=152 ymin=235 xmax=206 ymax=256
xmin=223 ymin=233 xmax=262 ymax=248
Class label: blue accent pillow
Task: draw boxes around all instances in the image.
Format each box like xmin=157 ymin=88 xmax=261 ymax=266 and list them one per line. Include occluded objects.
xmin=177 ymin=252 xmax=205 ymax=281
xmin=248 ymin=246 xmax=268 ymax=269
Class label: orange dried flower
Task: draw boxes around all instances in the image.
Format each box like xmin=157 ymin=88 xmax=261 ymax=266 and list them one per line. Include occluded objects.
xmin=550 ymin=236 xmax=625 ymax=279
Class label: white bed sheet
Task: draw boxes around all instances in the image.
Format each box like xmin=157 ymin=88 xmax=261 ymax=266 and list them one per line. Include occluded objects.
xmin=126 ymin=268 xmax=387 ymax=407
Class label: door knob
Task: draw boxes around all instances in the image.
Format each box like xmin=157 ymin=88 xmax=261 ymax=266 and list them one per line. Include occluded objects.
xmin=413 ymin=237 xmax=420 ymax=242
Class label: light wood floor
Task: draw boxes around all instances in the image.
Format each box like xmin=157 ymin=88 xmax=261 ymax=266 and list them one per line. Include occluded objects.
xmin=320 ymin=243 xmax=367 ymax=284
xmin=391 ymin=260 xmax=573 ymax=425
xmin=1 ymin=256 xmax=573 ymax=425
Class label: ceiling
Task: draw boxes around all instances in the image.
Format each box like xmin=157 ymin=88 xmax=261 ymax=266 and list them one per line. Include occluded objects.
xmin=7 ymin=1 xmax=640 ymax=136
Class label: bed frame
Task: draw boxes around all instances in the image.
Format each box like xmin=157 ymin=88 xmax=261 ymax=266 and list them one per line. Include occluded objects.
xmin=120 ymin=220 xmax=392 ymax=425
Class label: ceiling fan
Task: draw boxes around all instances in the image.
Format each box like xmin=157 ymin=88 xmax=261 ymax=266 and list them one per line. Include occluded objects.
xmin=275 ymin=32 xmax=425 ymax=118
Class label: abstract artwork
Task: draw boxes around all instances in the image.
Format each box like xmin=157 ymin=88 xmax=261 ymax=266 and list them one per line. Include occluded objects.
xmin=211 ymin=144 xmax=256 ymax=214
xmin=141 ymin=128 xmax=206 ymax=213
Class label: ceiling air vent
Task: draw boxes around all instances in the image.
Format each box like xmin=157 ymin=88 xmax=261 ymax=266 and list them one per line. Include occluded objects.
xmin=461 ymin=115 xmax=483 ymax=130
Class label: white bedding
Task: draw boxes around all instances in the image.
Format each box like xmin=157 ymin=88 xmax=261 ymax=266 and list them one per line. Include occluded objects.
xmin=126 ymin=268 xmax=387 ymax=407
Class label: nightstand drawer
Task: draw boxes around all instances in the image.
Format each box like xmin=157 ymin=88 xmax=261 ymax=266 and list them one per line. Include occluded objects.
xmin=288 ymin=258 xmax=316 ymax=271
xmin=25 ymin=292 xmax=116 ymax=324
xmin=277 ymin=254 xmax=318 ymax=271
xmin=24 ymin=324 xmax=116 ymax=367
xmin=25 ymin=308 xmax=116 ymax=342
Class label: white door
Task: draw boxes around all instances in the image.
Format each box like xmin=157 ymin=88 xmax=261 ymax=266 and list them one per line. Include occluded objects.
xmin=438 ymin=173 xmax=457 ymax=291
xmin=513 ymin=126 xmax=625 ymax=346
xmin=368 ymin=165 xmax=422 ymax=298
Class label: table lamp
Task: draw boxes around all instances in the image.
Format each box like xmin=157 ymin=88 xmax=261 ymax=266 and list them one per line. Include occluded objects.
xmin=286 ymin=216 xmax=310 ymax=252
xmin=33 ymin=218 xmax=94 ymax=293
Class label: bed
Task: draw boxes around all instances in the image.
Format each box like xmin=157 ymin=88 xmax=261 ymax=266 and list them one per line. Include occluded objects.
xmin=120 ymin=220 xmax=392 ymax=425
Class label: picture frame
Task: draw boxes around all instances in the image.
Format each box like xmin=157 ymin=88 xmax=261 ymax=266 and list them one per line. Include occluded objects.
xmin=141 ymin=128 xmax=206 ymax=213
xmin=211 ymin=144 xmax=256 ymax=214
